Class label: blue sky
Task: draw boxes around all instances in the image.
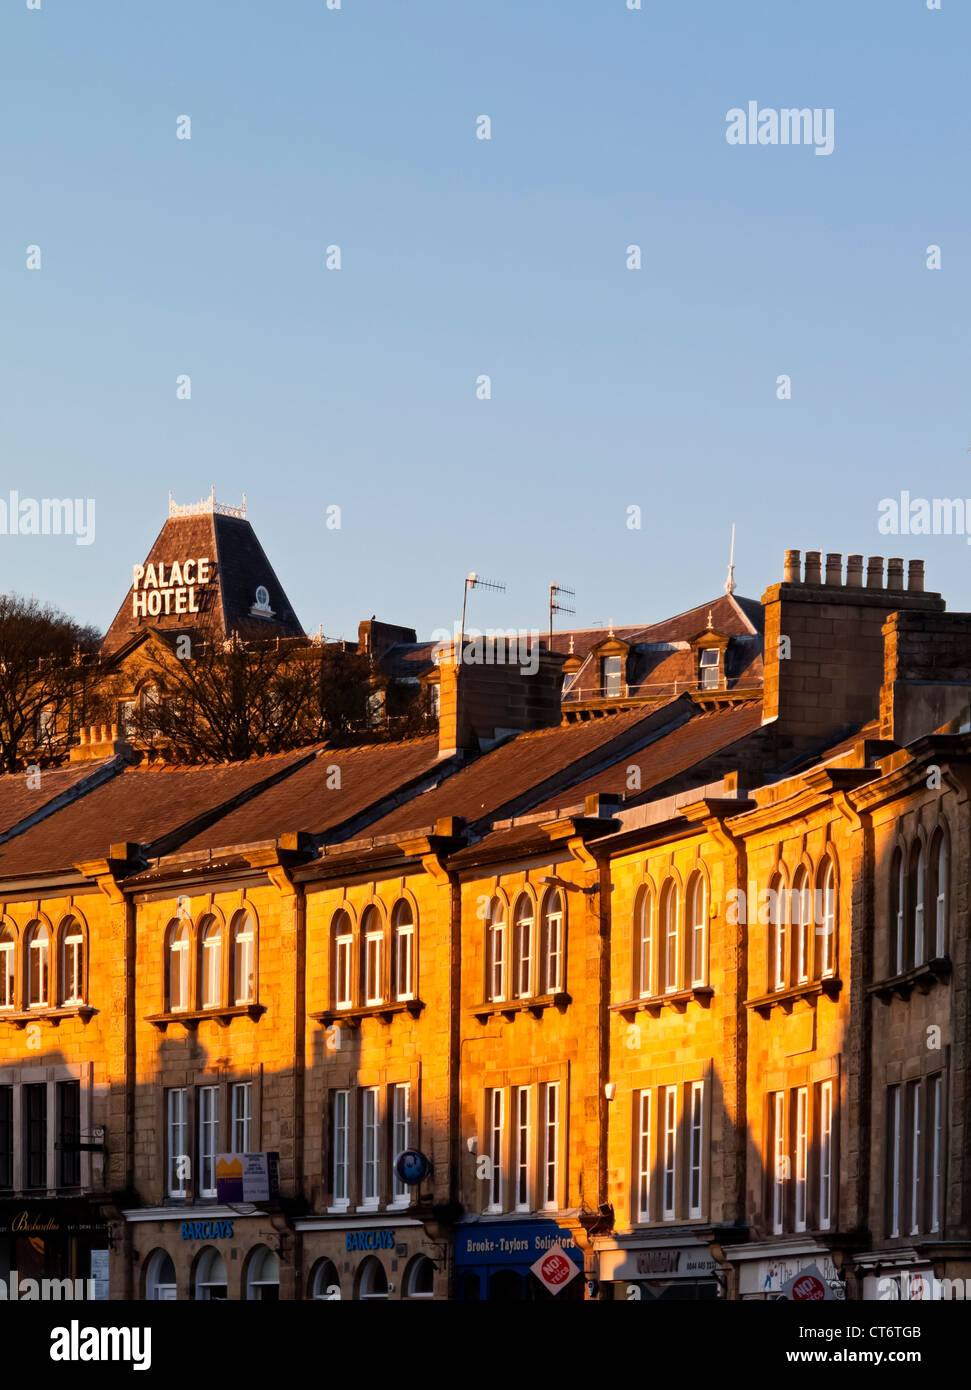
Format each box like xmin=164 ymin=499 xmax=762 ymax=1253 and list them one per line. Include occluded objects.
xmin=3 ymin=0 xmax=969 ymax=642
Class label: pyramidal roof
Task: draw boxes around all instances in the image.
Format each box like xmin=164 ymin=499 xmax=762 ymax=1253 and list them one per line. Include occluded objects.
xmin=101 ymin=493 xmax=305 ymax=655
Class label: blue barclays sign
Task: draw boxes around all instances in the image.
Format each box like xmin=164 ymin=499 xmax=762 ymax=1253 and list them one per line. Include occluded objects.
xmin=346 ymin=1230 xmax=395 ymax=1252
xmin=180 ymin=1220 xmax=234 ymax=1241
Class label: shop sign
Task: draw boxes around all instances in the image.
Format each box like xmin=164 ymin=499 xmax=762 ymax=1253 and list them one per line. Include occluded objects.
xmin=215 ymin=1152 xmax=280 ymax=1203
xmin=745 ymin=1255 xmax=843 ymax=1300
xmin=180 ymin=1220 xmax=234 ymax=1241
xmin=455 ymin=1222 xmax=583 ymax=1266
xmin=346 ymin=1230 xmax=395 ymax=1252
xmin=600 ymin=1246 xmax=717 ymax=1281
xmin=0 ymin=1206 xmax=109 ymax=1237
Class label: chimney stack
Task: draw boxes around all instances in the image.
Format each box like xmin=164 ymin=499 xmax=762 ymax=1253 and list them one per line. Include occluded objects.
xmin=762 ymin=550 xmax=944 ymax=754
xmin=436 ymin=638 xmax=565 ymax=757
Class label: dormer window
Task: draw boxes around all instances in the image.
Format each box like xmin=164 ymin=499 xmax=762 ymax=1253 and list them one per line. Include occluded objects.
xmin=601 ymin=655 xmax=623 ymax=698
xmin=699 ymin=648 xmax=720 ymax=689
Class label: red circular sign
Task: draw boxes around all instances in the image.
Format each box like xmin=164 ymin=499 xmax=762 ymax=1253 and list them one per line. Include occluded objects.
xmin=540 ymin=1253 xmax=572 ymax=1287
xmin=792 ymin=1274 xmax=826 ymax=1301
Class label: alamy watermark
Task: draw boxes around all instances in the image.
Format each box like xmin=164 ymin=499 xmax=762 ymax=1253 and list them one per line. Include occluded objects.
xmin=430 ymin=624 xmax=540 ymax=676
xmin=878 ymin=492 xmax=971 ymax=542
xmin=726 ymin=102 xmax=835 ymax=157
xmin=0 ymin=492 xmax=95 ymax=545
xmin=0 ymin=1269 xmax=96 ymax=1300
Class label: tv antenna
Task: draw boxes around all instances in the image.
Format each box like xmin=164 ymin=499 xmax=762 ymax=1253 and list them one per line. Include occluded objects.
xmin=549 ymin=583 xmax=576 ymax=646
xmin=460 ymin=572 xmax=505 ymax=652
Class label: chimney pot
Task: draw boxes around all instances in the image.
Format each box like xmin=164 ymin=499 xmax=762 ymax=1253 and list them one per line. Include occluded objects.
xmin=79 ymin=727 xmax=89 ymax=746
xmin=804 ymin=551 xmax=822 ymax=586
xmin=846 ymin=554 xmax=863 ymax=587
xmin=783 ymin=549 xmax=801 ymax=584
xmin=887 ymin=557 xmax=905 ymax=591
xmin=110 ymin=723 xmax=119 ymax=740
xmin=866 ymin=556 xmax=884 ymax=589
xmin=908 ymin=559 xmax=925 ymax=593
xmin=100 ymin=724 xmax=109 ymax=743
xmin=825 ymin=553 xmax=842 ymax=585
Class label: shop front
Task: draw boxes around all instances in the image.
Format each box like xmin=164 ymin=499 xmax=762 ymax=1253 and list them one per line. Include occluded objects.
xmin=296 ymin=1216 xmax=444 ymax=1301
xmin=125 ymin=1205 xmax=293 ymax=1300
xmin=0 ymin=1199 xmax=112 ymax=1300
xmin=596 ymin=1236 xmax=719 ymax=1302
xmin=455 ymin=1220 xmax=584 ymax=1301
xmin=724 ymin=1241 xmax=845 ymax=1300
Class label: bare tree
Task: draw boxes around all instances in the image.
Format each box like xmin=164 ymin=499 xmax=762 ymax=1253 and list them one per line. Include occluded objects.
xmin=0 ymin=594 xmax=101 ymax=772
xmin=128 ymin=632 xmax=376 ymax=762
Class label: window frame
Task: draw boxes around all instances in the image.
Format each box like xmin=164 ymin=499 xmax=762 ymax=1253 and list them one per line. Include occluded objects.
xmin=232 ymin=910 xmax=256 ymax=1005
xmin=26 ymin=920 xmax=50 ymax=1009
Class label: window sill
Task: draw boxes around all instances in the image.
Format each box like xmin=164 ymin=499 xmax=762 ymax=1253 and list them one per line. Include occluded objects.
xmin=310 ymin=999 xmax=425 ymax=1027
xmin=0 ymin=1005 xmax=98 ymax=1028
xmin=745 ymin=978 xmax=841 ymax=1017
xmin=610 ymin=986 xmax=712 ymax=1018
xmin=145 ymin=1004 xmax=266 ymax=1030
xmin=868 ymin=957 xmax=951 ymax=1002
xmin=469 ymin=992 xmax=572 ymax=1022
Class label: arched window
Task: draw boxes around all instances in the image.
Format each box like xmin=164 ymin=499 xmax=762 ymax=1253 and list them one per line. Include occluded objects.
xmin=200 ymin=917 xmax=222 ymax=1008
xmin=145 ymin=1249 xmax=177 ymax=1301
xmin=659 ymin=881 xmax=679 ymax=994
xmin=357 ymin=1256 xmax=389 ymax=1300
xmin=332 ymin=909 xmax=353 ymax=1009
xmin=768 ymin=873 xmax=786 ymax=991
xmin=311 ymin=1259 xmax=341 ymax=1301
xmin=361 ymin=905 xmax=383 ymax=1006
xmin=687 ymin=871 xmax=707 ymax=986
xmin=168 ymin=921 xmax=190 ymax=1012
xmin=890 ymin=848 xmax=905 ymax=976
xmin=246 ymin=1246 xmax=280 ymax=1301
xmin=0 ymin=922 xmax=15 ymax=1009
xmin=911 ymin=843 xmax=925 ymax=968
xmin=486 ymin=899 xmax=506 ymax=1002
xmin=541 ymin=888 xmax=564 ymax=995
xmin=513 ymin=895 xmax=533 ymax=998
xmin=26 ymin=921 xmax=49 ymax=1007
xmin=404 ymin=1255 xmax=435 ymax=1299
xmin=232 ymin=911 xmax=255 ymax=1004
xmin=634 ymin=885 xmax=653 ymax=998
xmin=391 ymin=900 xmax=415 ymax=1002
xmin=60 ymin=916 xmax=84 ymax=1005
xmin=818 ymin=859 xmax=836 ymax=978
xmin=195 ymin=1247 xmax=228 ymax=1300
xmin=929 ymin=831 xmax=948 ymax=958
xmin=791 ymin=867 xmax=810 ymax=984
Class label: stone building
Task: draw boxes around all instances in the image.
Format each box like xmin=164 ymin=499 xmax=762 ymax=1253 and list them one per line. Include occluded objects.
xmin=1 ymin=539 xmax=970 ymax=1301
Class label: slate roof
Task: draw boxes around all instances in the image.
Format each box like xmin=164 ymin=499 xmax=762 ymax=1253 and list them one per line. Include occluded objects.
xmin=102 ymin=511 xmax=305 ymax=655
xmin=173 ymin=737 xmax=445 ymax=854
xmin=355 ymin=702 xmax=693 ymax=841
xmin=0 ymin=749 xmax=312 ymax=880
xmin=0 ymin=761 xmax=122 ymax=842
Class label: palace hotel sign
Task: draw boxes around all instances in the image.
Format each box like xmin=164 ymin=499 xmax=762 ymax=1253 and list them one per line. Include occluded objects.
xmin=131 ymin=557 xmax=212 ymax=618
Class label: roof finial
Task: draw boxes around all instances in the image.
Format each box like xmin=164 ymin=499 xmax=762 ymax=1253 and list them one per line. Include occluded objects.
xmin=724 ymin=522 xmax=737 ymax=595
xmin=706 ymin=609 xmax=714 ymax=630
xmin=608 ymin=619 xmax=614 ymax=637
xmin=568 ymin=634 xmax=575 ymax=655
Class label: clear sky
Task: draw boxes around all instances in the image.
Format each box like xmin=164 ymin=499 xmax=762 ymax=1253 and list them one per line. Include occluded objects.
xmin=3 ymin=0 xmax=969 ymax=643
